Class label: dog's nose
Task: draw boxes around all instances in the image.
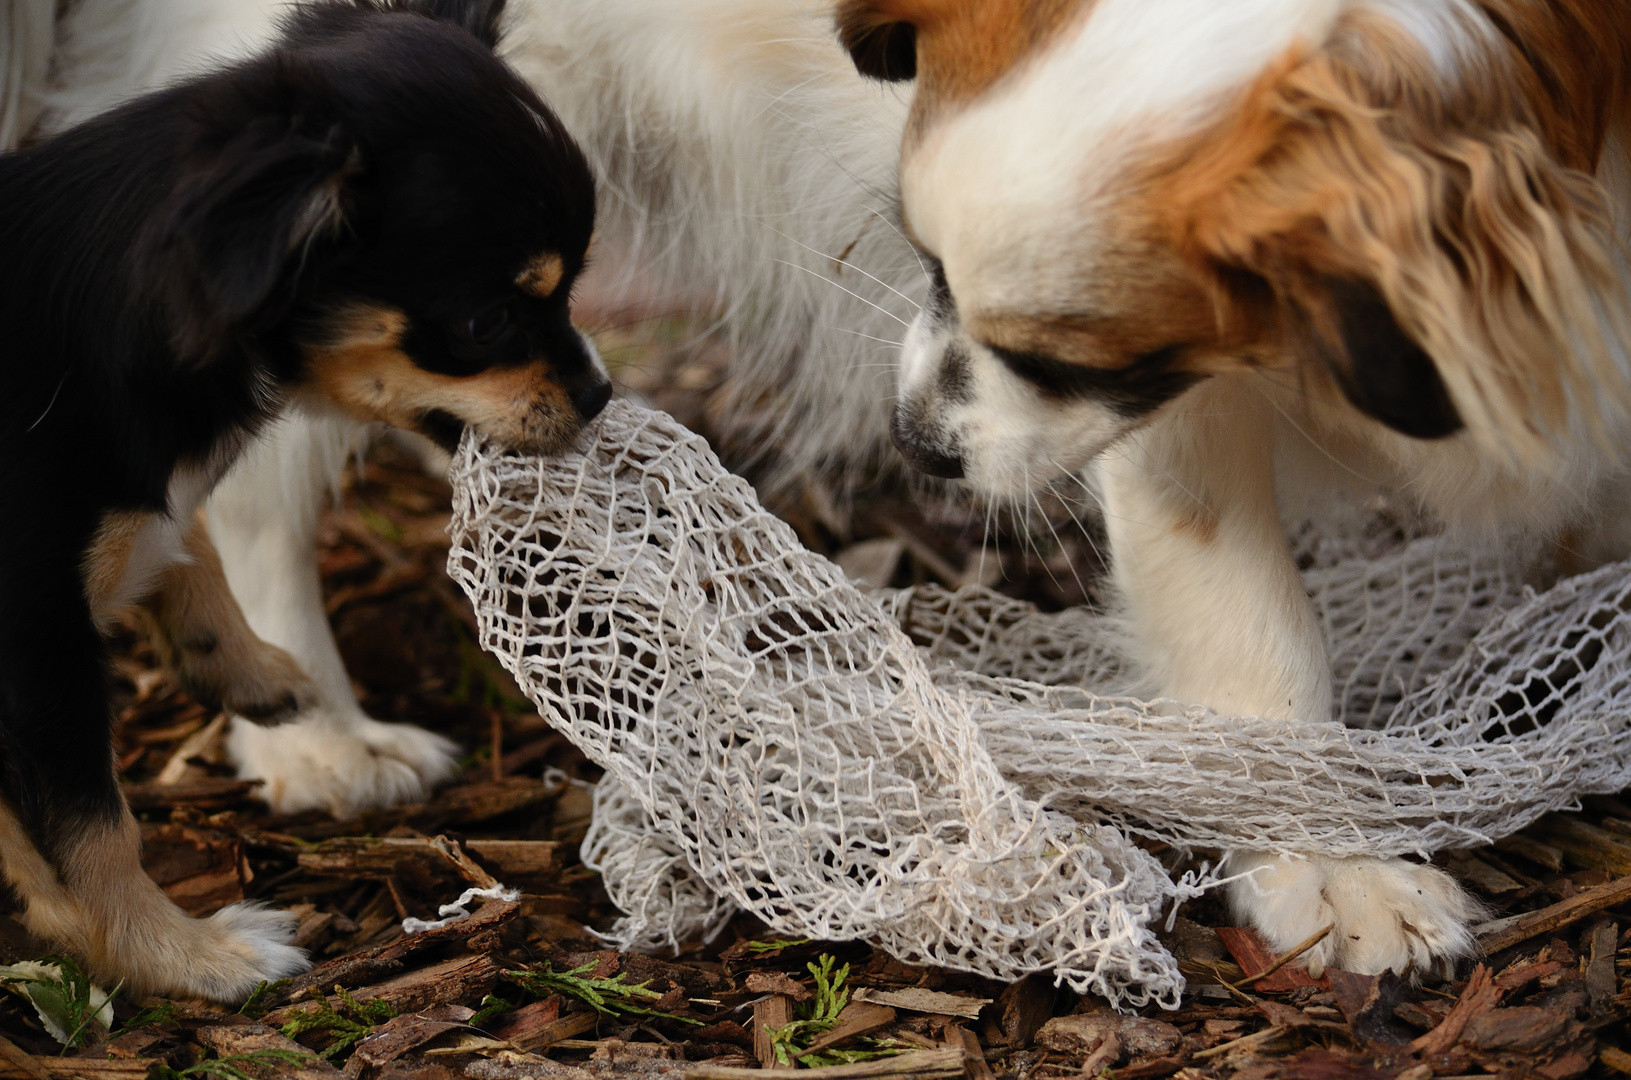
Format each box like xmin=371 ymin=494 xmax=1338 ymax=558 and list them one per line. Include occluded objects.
xmin=891 ymin=412 xmax=964 ymax=480
xmin=572 ymin=380 xmax=612 ymax=420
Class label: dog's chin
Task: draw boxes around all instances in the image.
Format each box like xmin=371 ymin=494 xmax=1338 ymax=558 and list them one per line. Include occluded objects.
xmin=961 ymin=441 xmax=1108 ymax=503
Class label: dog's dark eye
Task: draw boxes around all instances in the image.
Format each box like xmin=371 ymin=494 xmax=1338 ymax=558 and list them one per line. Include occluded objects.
xmin=466 ymin=304 xmax=511 ymax=346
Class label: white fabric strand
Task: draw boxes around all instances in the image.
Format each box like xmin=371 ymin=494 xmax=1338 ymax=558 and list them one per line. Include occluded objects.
xmin=447 ymin=401 xmax=1631 ymax=1007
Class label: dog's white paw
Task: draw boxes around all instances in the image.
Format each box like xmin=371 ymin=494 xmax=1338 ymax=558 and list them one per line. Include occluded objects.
xmin=123 ymin=902 xmax=308 ymax=1003
xmin=226 ymin=709 xmax=460 ymax=817
xmin=1227 ymin=852 xmax=1483 ymax=979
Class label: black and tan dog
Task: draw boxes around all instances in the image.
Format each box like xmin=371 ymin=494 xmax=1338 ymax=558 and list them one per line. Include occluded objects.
xmin=0 ymin=0 xmax=606 ymax=999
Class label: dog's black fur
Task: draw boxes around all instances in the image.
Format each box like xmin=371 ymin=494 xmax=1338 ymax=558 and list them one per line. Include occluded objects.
xmin=0 ymin=0 xmax=603 ymax=993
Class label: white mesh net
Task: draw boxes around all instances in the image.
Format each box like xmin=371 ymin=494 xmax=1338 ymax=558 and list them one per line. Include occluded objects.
xmin=447 ymin=401 xmax=1631 ymax=1008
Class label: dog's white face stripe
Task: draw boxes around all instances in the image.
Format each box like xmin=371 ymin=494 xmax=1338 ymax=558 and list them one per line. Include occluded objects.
xmin=904 ymin=0 xmax=1346 ymax=311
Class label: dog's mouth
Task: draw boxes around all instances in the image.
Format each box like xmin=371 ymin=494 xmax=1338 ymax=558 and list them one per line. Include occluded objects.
xmin=418 ymin=409 xmax=467 ymax=452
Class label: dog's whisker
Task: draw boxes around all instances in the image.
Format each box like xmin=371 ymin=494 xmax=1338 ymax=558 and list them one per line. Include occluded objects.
xmin=865 ymin=206 xmax=933 ymax=282
xmin=773 ymin=259 xmax=911 ymax=327
xmin=761 ymin=222 xmax=924 ymax=313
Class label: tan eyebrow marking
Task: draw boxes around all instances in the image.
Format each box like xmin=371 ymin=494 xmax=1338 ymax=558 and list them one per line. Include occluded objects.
xmin=517 ymin=253 xmax=565 ymax=299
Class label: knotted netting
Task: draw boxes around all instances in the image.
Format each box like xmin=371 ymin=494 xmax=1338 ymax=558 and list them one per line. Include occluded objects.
xmin=446 ymin=401 xmax=1631 ymax=1007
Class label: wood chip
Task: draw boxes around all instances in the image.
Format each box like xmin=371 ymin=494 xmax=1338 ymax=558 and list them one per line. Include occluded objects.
xmin=744 ymin=972 xmax=812 ymax=1002
xmin=1409 ymin=965 xmax=1498 ymax=1057
xmin=687 ymin=1048 xmax=965 ymax=1080
xmin=1494 ymin=834 xmax=1565 ymax=872
xmin=1213 ymin=927 xmax=1327 ymax=992
xmin=267 ymin=953 xmax=501 ymax=1026
xmin=0 ymin=1062 xmax=155 ymax=1079
xmin=154 ymin=713 xmax=228 ymax=784
xmin=124 ymin=776 xmax=260 ymax=810
xmin=801 ymin=1002 xmax=897 ymax=1056
xmin=987 ymin=975 xmax=1051 ymax=1046
xmin=753 ymin=994 xmax=795 ymax=1071
xmin=298 ymin=836 xmax=560 ymax=882
xmin=1584 ymin=920 xmax=1618 ymax=1014
xmin=510 ymin=1010 xmax=598 ymax=1052
xmin=854 ymin=987 xmax=991 ymax=1021
xmin=195 ymin=1023 xmax=342 ymax=1079
xmin=1190 ymin=1025 xmax=1290 ymax=1061
xmin=0 ymin=1036 xmax=47 ymax=1080
xmin=946 ymin=1025 xmax=994 ymax=1080
xmin=1474 ymin=873 xmax=1631 ymax=954
xmin=1538 ymin=818 xmax=1631 ymax=876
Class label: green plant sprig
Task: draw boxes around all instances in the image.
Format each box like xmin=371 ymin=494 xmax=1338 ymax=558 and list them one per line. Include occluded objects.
xmin=154 ymin=1049 xmax=317 ymax=1080
xmin=744 ymin=938 xmax=813 ymax=954
xmin=279 ymin=986 xmax=396 ymax=1059
xmin=504 ymin=964 xmax=702 ymax=1025
xmin=768 ymin=954 xmax=905 ymax=1069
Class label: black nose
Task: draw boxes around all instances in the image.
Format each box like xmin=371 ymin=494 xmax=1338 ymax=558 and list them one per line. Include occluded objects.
xmin=572 ymin=380 xmax=612 ymax=420
xmin=890 ymin=412 xmax=964 ymax=479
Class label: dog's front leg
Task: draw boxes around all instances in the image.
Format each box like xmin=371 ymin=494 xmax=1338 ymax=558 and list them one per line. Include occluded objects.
xmin=1099 ymin=376 xmax=1479 ymax=978
xmin=1098 ymin=376 xmax=1331 ymax=723
xmin=146 ymin=513 xmax=319 ymax=724
xmin=207 ymin=416 xmax=458 ymax=817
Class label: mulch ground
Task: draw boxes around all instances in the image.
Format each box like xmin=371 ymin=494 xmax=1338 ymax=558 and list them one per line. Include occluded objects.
xmin=0 ymin=334 xmax=1626 ymax=1078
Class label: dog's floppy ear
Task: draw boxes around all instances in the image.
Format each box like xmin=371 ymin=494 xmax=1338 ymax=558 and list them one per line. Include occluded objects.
xmin=1283 ymin=275 xmax=1461 ymax=439
xmin=143 ymin=105 xmax=355 ymax=364
xmin=1164 ymin=21 xmax=1630 ymax=463
xmin=835 ymin=0 xmax=916 ymax=82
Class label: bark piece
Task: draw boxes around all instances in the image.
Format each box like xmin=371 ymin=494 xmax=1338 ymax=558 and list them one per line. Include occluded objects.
xmin=1583 ymin=920 xmax=1618 ymax=1014
xmin=1460 ymin=1006 xmax=1567 ymax=1053
xmin=140 ymin=821 xmax=247 ymax=916
xmin=1475 ymin=873 xmax=1631 ymax=954
xmin=753 ymin=994 xmax=795 ymax=1071
xmin=299 ymin=837 xmax=559 ymax=884
xmin=430 ymin=777 xmax=561 ymax=824
xmin=0 ymin=1062 xmax=154 ymax=1079
xmin=195 ymin=1023 xmax=342 ymax=1079
xmin=1036 ymin=1012 xmax=1182 ymax=1063
xmin=0 ymin=1037 xmax=47 ymax=1080
xmin=509 ymin=1010 xmax=598 ymax=1052
xmin=1537 ymin=818 xmax=1631 ymax=876
xmin=744 ymin=972 xmax=811 ymax=1002
xmin=124 ymin=776 xmax=260 ymax=810
xmin=1325 ymin=969 xmax=1415 ymax=1045
xmin=489 ymin=997 xmax=560 ymax=1044
xmin=1408 ymin=965 xmax=1497 ymax=1057
xmin=946 ymin=1025 xmax=994 ymax=1080
xmin=269 ymin=954 xmax=501 ymax=1027
xmin=1494 ymin=835 xmax=1565 ymax=872
xmin=855 ymin=988 xmax=990 ymax=1021
xmin=687 ymin=1048 xmax=965 ymax=1080
xmin=344 ymin=1006 xmax=473 ymax=1074
xmin=984 ymin=975 xmax=1052 ymax=1047
xmin=1492 ymin=960 xmax=1563 ymax=996
xmin=801 ymin=1003 xmax=897 ymax=1056
xmin=1214 ymin=926 xmax=1326 ymax=991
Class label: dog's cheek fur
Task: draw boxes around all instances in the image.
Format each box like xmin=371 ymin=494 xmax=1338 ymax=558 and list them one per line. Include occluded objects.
xmin=298 ymin=304 xmax=581 ymax=454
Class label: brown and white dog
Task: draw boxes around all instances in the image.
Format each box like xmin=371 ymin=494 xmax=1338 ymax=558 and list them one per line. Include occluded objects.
xmin=838 ymin=0 xmax=1631 ymax=976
